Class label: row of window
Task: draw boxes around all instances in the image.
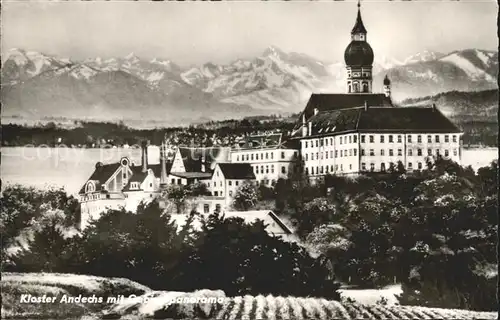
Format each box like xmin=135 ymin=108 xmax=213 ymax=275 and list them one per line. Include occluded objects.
xmin=303 ymin=134 xmax=459 ymax=149
xmin=361 ymin=134 xmax=458 ymax=144
xmin=252 ymin=164 xmax=288 ymax=175
xmin=81 ymin=193 xmax=112 ymax=201
xmin=235 ymin=151 xmax=296 ymax=162
xmin=362 ymin=148 xmax=458 ymax=157
xmin=305 ymin=149 xmax=358 ymax=161
xmin=305 ymin=164 xmax=352 ymax=175
xmin=304 ymin=148 xmax=458 ymax=160
xmin=304 ymin=161 xmax=426 ymax=176
xmin=361 ymin=162 xmax=423 ymax=171
xmin=203 ymin=203 xmax=222 ymax=213
xmin=207 ymin=180 xmax=241 ymax=188
xmin=304 ymin=135 xmax=358 ymax=148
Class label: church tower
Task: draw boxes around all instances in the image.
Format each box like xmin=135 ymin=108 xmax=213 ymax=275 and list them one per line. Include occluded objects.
xmin=344 ymin=1 xmax=374 ymax=94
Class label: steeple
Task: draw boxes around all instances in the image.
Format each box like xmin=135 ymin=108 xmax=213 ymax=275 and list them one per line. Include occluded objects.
xmin=351 ymin=0 xmax=367 ymax=40
xmin=344 ymin=0 xmax=374 ymax=94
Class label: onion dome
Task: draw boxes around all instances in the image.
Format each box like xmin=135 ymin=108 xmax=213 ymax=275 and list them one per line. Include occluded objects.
xmin=383 ymin=75 xmax=391 ymax=85
xmin=344 ymin=41 xmax=374 ymax=66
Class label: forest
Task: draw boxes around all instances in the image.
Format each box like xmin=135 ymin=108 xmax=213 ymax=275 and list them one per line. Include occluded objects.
xmin=1 ymin=111 xmax=497 ymax=148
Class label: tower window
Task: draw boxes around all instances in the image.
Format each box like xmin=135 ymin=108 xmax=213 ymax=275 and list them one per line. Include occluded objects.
xmin=363 ymin=83 xmax=369 ymax=93
xmin=353 ymin=82 xmax=359 ymax=92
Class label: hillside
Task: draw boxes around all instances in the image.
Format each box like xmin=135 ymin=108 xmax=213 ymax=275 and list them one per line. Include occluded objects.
xmin=400 ymin=89 xmax=498 ymax=122
xmin=1 ymin=47 xmax=497 ymax=125
xmin=2 ymin=273 xmax=497 ymax=320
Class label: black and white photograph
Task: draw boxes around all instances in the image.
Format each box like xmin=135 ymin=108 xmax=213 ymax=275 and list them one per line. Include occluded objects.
xmin=1 ymin=0 xmax=498 ymax=319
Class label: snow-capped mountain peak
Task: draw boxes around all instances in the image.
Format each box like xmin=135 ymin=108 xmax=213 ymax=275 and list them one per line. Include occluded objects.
xmin=124 ymin=52 xmax=140 ymax=64
xmin=403 ymin=50 xmax=444 ymax=65
xmin=262 ymin=46 xmax=288 ymax=60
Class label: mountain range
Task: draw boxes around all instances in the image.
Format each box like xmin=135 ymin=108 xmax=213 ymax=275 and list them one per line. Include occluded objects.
xmin=1 ymin=47 xmax=497 ymax=125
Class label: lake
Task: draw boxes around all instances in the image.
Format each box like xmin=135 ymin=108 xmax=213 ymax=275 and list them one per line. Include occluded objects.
xmin=1 ymin=146 xmax=498 ymax=196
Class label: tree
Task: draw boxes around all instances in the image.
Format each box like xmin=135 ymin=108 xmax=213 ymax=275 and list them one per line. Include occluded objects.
xmin=476 ymin=160 xmax=498 ymax=197
xmin=12 ymin=209 xmax=73 ymax=272
xmin=232 ymin=181 xmax=258 ymax=211
xmin=76 ymin=200 xmax=194 ymax=289
xmin=164 ymin=185 xmax=189 ymax=214
xmin=0 ymin=185 xmax=80 ymax=269
xmin=177 ymin=212 xmax=341 ymax=299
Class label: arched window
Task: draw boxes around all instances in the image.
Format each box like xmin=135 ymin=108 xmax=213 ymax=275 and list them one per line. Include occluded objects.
xmin=86 ymin=182 xmax=95 ymax=193
xmin=363 ymin=83 xmax=369 ymax=92
xmin=353 ymin=82 xmax=359 ymax=92
xmin=348 ymin=84 xmax=352 ymax=93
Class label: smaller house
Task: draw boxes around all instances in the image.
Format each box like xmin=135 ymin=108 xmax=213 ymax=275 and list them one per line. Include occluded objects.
xmin=207 ymin=163 xmax=256 ymax=207
xmin=168 ymin=147 xmax=230 ymax=186
xmin=169 ymin=210 xmax=296 ymax=242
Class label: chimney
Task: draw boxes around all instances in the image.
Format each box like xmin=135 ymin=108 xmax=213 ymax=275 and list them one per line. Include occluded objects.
xmin=141 ymin=140 xmax=148 ymax=173
xmin=432 ymin=103 xmax=436 ymax=111
xmin=364 ymin=100 xmax=368 ymax=111
xmin=308 ymin=121 xmax=312 ymax=136
xmin=314 ymin=108 xmax=319 ymax=116
xmin=160 ymin=142 xmax=168 ymax=185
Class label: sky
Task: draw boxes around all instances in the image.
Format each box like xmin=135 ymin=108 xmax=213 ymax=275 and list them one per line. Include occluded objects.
xmin=2 ymin=0 xmax=498 ymax=67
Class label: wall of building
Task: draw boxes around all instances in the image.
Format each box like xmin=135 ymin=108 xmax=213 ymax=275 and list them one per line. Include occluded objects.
xmin=359 ymin=132 xmax=461 ymax=172
xmin=123 ymin=190 xmax=161 ymax=212
xmin=80 ymin=197 xmax=125 ymax=229
xmin=230 ymin=148 xmax=298 ymax=185
xmin=300 ymin=132 xmax=462 ymax=177
xmin=301 ymin=133 xmax=360 ymax=177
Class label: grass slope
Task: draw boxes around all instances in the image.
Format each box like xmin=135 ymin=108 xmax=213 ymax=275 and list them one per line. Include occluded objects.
xmin=2 ymin=273 xmax=497 ymax=319
xmin=1 ymin=272 xmax=150 ymax=319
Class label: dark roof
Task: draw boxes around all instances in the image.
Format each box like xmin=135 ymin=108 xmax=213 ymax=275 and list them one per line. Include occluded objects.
xmin=217 ymin=163 xmax=256 ymax=180
xmin=308 ymin=108 xmax=361 ymax=136
xmin=122 ymin=172 xmax=147 ymax=192
xmin=169 ymin=172 xmax=212 ymax=179
xmin=352 ymin=7 xmax=367 ymax=34
xmin=78 ymin=163 xmax=121 ymax=194
xmin=357 ymin=107 xmax=461 ymax=133
xmin=303 ymin=106 xmax=461 ymax=137
xmin=298 ymin=93 xmax=393 ymax=125
xmin=178 ymin=147 xmax=230 ymax=172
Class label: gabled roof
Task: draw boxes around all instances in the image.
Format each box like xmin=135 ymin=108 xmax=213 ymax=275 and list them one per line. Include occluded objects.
xmin=298 ymin=93 xmax=393 ymax=127
xmin=217 ymin=163 xmax=256 ymax=180
xmin=301 ymin=106 xmax=461 ymax=137
xmin=78 ymin=163 xmax=121 ymax=194
xmin=178 ymin=147 xmax=230 ymax=172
